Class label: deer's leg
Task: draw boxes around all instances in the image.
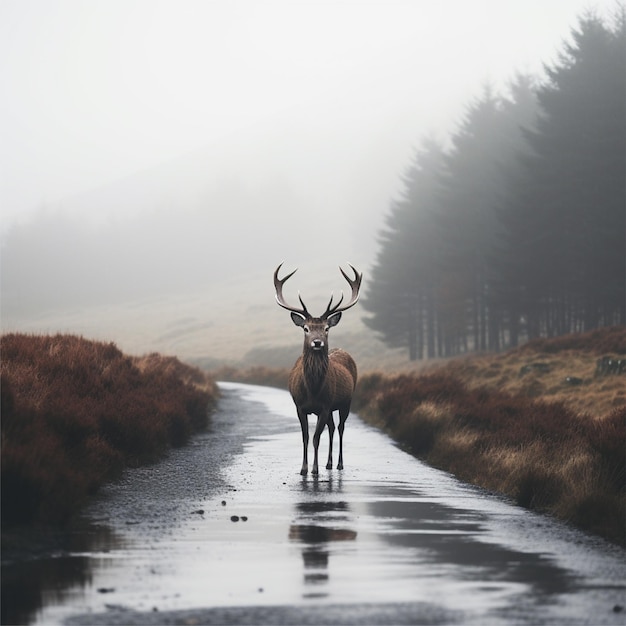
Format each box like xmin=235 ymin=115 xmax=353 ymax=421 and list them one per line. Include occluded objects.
xmin=298 ymin=409 xmax=309 ymax=475
xmin=326 ymin=412 xmax=335 ymax=470
xmin=337 ymin=408 xmax=349 ymax=470
xmin=312 ymin=412 xmax=327 ymax=475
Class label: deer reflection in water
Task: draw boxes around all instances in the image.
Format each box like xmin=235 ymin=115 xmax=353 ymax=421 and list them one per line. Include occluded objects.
xmin=288 ymin=496 xmax=357 ymax=599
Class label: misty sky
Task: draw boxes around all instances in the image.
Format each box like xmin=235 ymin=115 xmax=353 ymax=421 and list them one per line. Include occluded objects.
xmin=0 ymin=0 xmax=611 ymax=229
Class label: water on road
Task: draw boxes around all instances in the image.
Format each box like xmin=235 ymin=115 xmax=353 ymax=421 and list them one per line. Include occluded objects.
xmin=3 ymin=382 xmax=625 ymax=625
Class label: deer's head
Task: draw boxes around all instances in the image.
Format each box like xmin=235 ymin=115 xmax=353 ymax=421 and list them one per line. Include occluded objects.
xmin=274 ymin=263 xmax=362 ymax=353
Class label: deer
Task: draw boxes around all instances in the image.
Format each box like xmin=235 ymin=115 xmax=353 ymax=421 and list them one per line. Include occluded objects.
xmin=274 ymin=262 xmax=363 ymax=476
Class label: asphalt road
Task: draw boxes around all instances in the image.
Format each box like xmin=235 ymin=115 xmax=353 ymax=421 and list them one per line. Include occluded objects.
xmin=4 ymin=382 xmax=625 ymax=625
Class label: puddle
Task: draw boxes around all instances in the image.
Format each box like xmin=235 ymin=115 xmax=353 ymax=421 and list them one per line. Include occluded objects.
xmin=1 ymin=524 xmax=124 ymax=625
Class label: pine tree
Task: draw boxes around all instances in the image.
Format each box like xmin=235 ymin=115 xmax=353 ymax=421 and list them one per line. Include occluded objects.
xmin=489 ymin=74 xmax=541 ymax=345
xmin=502 ymin=13 xmax=626 ymax=335
xmin=436 ymin=82 xmax=539 ymax=352
xmin=362 ymin=139 xmax=446 ymax=360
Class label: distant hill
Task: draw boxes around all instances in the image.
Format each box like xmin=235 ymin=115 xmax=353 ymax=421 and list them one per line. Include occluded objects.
xmin=1 ymin=259 xmax=396 ymax=368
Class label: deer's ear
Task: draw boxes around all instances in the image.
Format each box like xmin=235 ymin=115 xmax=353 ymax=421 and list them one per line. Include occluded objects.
xmin=291 ymin=312 xmax=307 ymax=327
xmin=327 ymin=311 xmax=342 ymax=328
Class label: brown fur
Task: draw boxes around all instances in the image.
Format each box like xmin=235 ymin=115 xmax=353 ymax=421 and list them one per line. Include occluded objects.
xmin=287 ymin=322 xmax=357 ymax=475
xmin=289 ymin=348 xmax=357 ymax=417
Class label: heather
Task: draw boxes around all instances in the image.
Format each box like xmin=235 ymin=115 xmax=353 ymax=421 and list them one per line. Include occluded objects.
xmin=1 ymin=333 xmax=218 ymax=525
xmin=354 ymin=327 xmax=626 ymax=546
xmin=210 ymin=364 xmax=290 ymax=389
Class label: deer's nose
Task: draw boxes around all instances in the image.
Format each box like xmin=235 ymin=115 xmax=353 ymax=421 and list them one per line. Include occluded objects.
xmin=311 ymin=339 xmax=324 ymax=350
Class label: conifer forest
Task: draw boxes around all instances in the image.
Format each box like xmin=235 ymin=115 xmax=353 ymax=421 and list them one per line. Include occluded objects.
xmin=363 ymin=13 xmax=626 ymax=359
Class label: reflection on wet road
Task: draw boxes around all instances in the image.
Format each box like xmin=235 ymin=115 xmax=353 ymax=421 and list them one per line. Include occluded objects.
xmin=289 ymin=500 xmax=357 ymax=599
xmin=4 ymin=382 xmax=625 ymax=625
xmin=1 ymin=517 xmax=125 ymax=625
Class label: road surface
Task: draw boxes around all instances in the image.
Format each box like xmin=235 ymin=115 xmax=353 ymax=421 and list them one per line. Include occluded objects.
xmin=3 ymin=382 xmax=625 ymax=625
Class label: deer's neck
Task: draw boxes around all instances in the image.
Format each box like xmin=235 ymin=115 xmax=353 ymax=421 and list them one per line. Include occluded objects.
xmin=302 ymin=347 xmax=329 ymax=396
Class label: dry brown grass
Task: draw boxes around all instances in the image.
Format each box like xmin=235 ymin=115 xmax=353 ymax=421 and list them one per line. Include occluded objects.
xmin=440 ymin=347 xmax=625 ymax=420
xmin=209 ymin=364 xmax=290 ymax=389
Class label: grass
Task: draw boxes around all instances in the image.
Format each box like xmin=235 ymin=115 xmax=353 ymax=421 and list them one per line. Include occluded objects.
xmin=210 ymin=364 xmax=290 ymax=389
xmin=215 ymin=326 xmax=626 ymax=546
xmin=1 ymin=333 xmax=219 ymax=526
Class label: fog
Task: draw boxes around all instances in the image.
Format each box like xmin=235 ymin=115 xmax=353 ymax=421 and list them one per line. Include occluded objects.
xmin=0 ymin=0 xmax=608 ymax=362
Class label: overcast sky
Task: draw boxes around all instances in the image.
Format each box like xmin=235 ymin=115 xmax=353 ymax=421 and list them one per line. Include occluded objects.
xmin=0 ymin=0 xmax=612 ymax=229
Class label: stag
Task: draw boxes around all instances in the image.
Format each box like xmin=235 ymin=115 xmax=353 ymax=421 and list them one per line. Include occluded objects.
xmin=274 ymin=263 xmax=362 ymax=475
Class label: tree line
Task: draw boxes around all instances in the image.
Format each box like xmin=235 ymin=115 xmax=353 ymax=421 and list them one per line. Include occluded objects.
xmin=363 ymin=11 xmax=626 ymax=360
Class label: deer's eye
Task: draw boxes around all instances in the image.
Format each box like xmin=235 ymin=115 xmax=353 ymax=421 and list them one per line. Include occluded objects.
xmin=304 ymin=325 xmax=310 ymax=333
xmin=324 ymin=326 xmax=330 ymax=332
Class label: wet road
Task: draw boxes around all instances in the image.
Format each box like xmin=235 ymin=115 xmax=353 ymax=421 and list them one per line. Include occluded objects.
xmin=4 ymin=382 xmax=625 ymax=625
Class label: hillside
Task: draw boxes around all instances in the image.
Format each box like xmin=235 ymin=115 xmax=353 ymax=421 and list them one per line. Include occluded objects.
xmin=1 ymin=265 xmax=391 ymax=367
xmin=412 ymin=326 xmax=626 ymax=420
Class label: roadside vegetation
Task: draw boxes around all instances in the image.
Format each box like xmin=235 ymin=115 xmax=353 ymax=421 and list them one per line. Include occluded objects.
xmin=211 ymin=364 xmax=290 ymax=389
xmin=1 ymin=333 xmax=218 ymax=526
xmin=215 ymin=327 xmax=626 ymax=546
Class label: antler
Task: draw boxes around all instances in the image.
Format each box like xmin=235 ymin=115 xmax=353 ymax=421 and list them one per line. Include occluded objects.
xmin=322 ymin=263 xmax=363 ymax=319
xmin=274 ymin=262 xmax=310 ymax=317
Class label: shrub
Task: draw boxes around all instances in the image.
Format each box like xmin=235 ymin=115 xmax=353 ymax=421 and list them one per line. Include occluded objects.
xmin=586 ymin=406 xmax=626 ymax=493
xmin=210 ymin=364 xmax=290 ymax=389
xmin=517 ymin=326 xmax=626 ymax=355
xmin=1 ymin=333 xmax=218 ymax=525
xmin=353 ymin=364 xmax=626 ymax=546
